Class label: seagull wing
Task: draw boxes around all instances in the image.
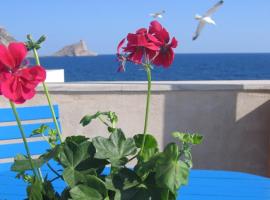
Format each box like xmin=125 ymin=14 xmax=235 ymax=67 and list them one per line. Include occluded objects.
xmin=193 ymin=21 xmax=206 ymax=40
xmin=205 ymin=0 xmax=224 ymax=17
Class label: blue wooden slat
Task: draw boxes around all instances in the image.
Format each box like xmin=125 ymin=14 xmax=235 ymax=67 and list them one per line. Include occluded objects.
xmin=0 ymin=121 xmax=59 ymax=140
xmin=0 ymin=140 xmax=50 ymax=159
xmin=0 ymin=160 xmax=65 ymax=199
xmin=0 ymin=168 xmax=270 ymax=199
xmin=0 ymin=105 xmax=59 ymax=122
xmin=189 ymin=170 xmax=270 ymax=180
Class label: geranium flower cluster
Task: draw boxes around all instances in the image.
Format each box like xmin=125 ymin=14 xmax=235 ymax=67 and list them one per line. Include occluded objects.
xmin=0 ymin=42 xmax=46 ymax=104
xmin=117 ymin=20 xmax=178 ymax=71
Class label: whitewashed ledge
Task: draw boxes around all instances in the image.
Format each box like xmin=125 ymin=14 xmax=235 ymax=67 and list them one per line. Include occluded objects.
xmin=37 ymin=80 xmax=270 ymax=92
xmin=5 ymin=80 xmax=270 ymax=176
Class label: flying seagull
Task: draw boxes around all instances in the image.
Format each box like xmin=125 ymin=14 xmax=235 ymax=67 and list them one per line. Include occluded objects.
xmin=193 ymin=0 xmax=224 ymax=41
xmin=149 ymin=10 xmax=165 ymax=18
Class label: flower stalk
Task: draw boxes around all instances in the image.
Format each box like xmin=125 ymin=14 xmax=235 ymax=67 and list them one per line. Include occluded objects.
xmin=9 ymin=101 xmax=41 ymax=180
xmin=32 ymin=47 xmax=63 ymax=143
xmin=140 ymin=64 xmax=152 ymax=155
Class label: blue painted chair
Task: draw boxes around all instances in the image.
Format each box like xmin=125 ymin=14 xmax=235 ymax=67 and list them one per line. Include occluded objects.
xmin=1 ymin=105 xmax=270 ymax=199
xmin=0 ymin=105 xmax=63 ymax=199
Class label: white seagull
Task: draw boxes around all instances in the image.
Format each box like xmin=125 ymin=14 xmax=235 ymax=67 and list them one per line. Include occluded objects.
xmin=149 ymin=10 xmax=165 ymax=19
xmin=193 ymin=0 xmax=224 ymax=41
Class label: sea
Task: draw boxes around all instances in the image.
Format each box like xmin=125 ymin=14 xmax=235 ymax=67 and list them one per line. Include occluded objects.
xmin=30 ymin=53 xmax=270 ymax=82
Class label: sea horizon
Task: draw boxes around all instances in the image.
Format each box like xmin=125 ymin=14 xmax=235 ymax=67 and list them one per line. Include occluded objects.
xmin=29 ymin=53 xmax=270 ymax=82
xmin=38 ymin=52 xmax=270 ymax=57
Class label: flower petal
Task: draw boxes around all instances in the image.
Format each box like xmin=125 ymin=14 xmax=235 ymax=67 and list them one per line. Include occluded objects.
xmin=136 ymin=28 xmax=147 ymax=34
xmin=149 ymin=20 xmax=170 ymax=43
xmin=8 ymin=42 xmax=27 ymax=68
xmin=170 ymin=37 xmax=178 ymax=48
xmin=0 ymin=44 xmax=15 ymax=68
xmin=149 ymin=21 xmax=162 ymax=33
xmin=117 ymin=38 xmax=125 ymax=54
xmin=128 ymin=48 xmax=144 ymax=64
xmin=19 ymin=66 xmax=46 ymax=86
xmin=153 ymin=47 xmax=174 ymax=68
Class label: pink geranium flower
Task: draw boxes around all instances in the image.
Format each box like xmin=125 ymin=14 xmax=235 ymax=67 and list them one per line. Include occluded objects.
xmin=0 ymin=42 xmax=46 ymax=104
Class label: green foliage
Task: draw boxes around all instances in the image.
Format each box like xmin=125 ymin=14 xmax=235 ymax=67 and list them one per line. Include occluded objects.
xmin=155 ymin=143 xmax=190 ymax=193
xmin=31 ymin=124 xmax=60 ymax=147
xmin=13 ymin=111 xmax=203 ymax=200
xmin=26 ymin=178 xmax=60 ymax=200
xmin=12 ymin=154 xmax=45 ymax=172
xmin=171 ymin=132 xmax=203 ymax=145
xmin=134 ymin=134 xmax=159 ymax=169
xmin=70 ymin=185 xmax=103 ymax=200
xmin=80 ymin=111 xmax=118 ymax=132
xmin=171 ymin=132 xmax=203 ymax=168
xmin=92 ymin=129 xmax=137 ymax=167
xmin=26 ymin=34 xmax=46 ymax=51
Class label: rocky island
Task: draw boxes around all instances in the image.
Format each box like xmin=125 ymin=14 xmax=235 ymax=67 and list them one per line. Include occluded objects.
xmin=0 ymin=27 xmax=16 ymax=45
xmin=53 ymin=40 xmax=97 ymax=57
xmin=0 ymin=26 xmax=97 ymax=57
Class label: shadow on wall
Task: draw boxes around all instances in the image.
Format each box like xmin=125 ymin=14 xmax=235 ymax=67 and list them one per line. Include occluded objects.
xmin=163 ymin=89 xmax=270 ymax=176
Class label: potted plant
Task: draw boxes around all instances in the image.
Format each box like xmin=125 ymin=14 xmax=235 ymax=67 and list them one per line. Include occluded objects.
xmin=0 ymin=21 xmax=203 ymax=200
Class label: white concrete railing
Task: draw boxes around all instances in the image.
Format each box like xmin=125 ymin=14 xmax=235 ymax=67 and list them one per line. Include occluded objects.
xmin=1 ymin=81 xmax=270 ymax=176
xmin=45 ymin=69 xmax=64 ymax=83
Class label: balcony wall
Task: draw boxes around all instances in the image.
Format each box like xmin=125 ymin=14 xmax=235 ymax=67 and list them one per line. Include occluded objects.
xmin=1 ymin=81 xmax=270 ymax=176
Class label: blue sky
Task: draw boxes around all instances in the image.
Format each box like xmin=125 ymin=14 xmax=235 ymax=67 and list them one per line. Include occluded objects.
xmin=1 ymin=0 xmax=269 ymax=55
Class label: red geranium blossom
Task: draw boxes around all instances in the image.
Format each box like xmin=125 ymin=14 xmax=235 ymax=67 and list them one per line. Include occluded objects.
xmin=117 ymin=21 xmax=178 ymax=70
xmin=0 ymin=42 xmax=46 ymax=104
xmin=118 ymin=28 xmax=160 ymax=65
xmin=149 ymin=21 xmax=178 ymax=68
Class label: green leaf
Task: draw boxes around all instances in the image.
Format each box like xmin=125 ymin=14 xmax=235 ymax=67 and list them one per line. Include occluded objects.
xmin=12 ymin=145 xmax=61 ymax=174
xmin=75 ymin=157 xmax=108 ymax=175
xmin=60 ymin=188 xmax=71 ymax=200
xmin=59 ymin=136 xmax=107 ymax=187
xmin=134 ymin=134 xmax=157 ymax=149
xmin=171 ymin=132 xmax=203 ymax=145
xmin=134 ymin=153 xmax=161 ymax=179
xmin=30 ymin=124 xmax=49 ymax=137
xmin=92 ymin=129 xmax=137 ymax=167
xmin=80 ymin=112 xmax=102 ymax=127
xmin=105 ymin=168 xmax=147 ymax=200
xmin=59 ymin=136 xmax=90 ymax=168
xmin=41 ymin=144 xmax=61 ymax=163
xmin=59 ymin=136 xmax=92 ymax=187
xmin=80 ymin=111 xmax=119 ymax=130
xmin=120 ymin=186 xmax=150 ymax=200
xmin=155 ymin=143 xmax=190 ymax=194
xmin=63 ymin=167 xmax=85 ymax=187
xmin=27 ymin=178 xmax=43 ymax=200
xmin=82 ymin=175 xmax=107 ymax=198
xmin=70 ymin=185 xmax=103 ymax=200
xmin=42 ymin=179 xmax=61 ymax=200
xmin=105 ymin=168 xmax=140 ymax=191
xmin=134 ymin=134 xmax=159 ymax=162
xmin=11 ymin=154 xmax=45 ymax=172
xmin=155 ymin=160 xmax=189 ymax=194
xmin=48 ymin=129 xmax=58 ymax=148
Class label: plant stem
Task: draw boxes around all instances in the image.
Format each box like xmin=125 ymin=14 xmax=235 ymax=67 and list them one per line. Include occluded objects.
xmin=32 ymin=48 xmax=63 ymax=143
xmin=9 ymin=101 xmax=40 ymax=179
xmin=98 ymin=116 xmax=110 ymax=127
xmin=47 ymin=163 xmax=63 ymax=180
xmin=140 ymin=65 xmax=152 ymax=155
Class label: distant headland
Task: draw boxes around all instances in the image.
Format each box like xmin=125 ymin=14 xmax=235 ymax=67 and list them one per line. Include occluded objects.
xmin=0 ymin=27 xmax=16 ymax=45
xmin=53 ymin=40 xmax=97 ymax=57
xmin=0 ymin=27 xmax=97 ymax=57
